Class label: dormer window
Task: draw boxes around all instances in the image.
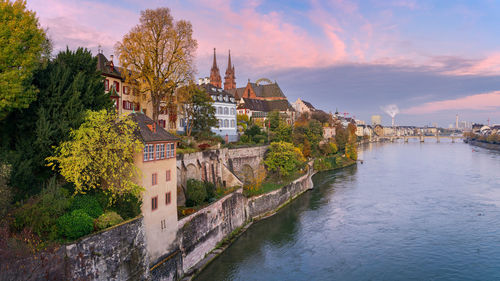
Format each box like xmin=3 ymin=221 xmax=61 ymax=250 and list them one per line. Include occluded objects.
xmin=230 ymin=97 xmax=235 ymax=102
xmin=218 ymin=96 xmax=222 ymax=101
xmin=224 ymin=96 xmax=228 ymax=102
xmin=212 ymin=95 xmax=216 ymax=101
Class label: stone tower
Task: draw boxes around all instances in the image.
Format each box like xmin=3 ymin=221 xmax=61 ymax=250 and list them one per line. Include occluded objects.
xmin=224 ymin=50 xmax=236 ymax=90
xmin=209 ymin=48 xmax=222 ymax=88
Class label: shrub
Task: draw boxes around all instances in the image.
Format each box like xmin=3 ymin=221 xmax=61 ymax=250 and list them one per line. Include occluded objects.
xmin=70 ymin=194 xmax=103 ymax=218
xmin=13 ymin=178 xmax=71 ymax=240
xmin=109 ymin=193 xmax=142 ymax=220
xmin=94 ymin=211 xmax=124 ymax=231
xmin=57 ymin=209 xmax=94 ymax=239
xmin=314 ymin=158 xmax=333 ymax=171
xmin=0 ymin=162 xmax=12 ymax=217
xmin=239 ymin=134 xmax=249 ymax=143
xmin=204 ymin=181 xmax=216 ymax=199
xmin=198 ymin=143 xmax=210 ymax=150
xmin=186 ymin=179 xmax=207 ymax=207
xmin=253 ymin=134 xmax=267 ymax=144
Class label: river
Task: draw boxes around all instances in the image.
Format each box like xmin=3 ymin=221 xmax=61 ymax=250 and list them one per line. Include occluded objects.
xmin=194 ymin=141 xmax=500 ymax=281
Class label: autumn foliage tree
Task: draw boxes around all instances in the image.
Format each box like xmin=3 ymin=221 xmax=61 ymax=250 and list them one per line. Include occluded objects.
xmin=0 ymin=0 xmax=48 ymax=119
xmin=47 ymin=110 xmax=144 ymax=200
xmin=177 ymin=84 xmax=217 ymax=136
xmin=264 ymin=141 xmax=306 ymax=180
xmin=115 ymin=7 xmax=198 ymax=123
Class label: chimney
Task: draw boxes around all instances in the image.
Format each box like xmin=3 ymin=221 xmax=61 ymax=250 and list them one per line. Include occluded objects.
xmin=110 ymin=54 xmax=114 ymax=62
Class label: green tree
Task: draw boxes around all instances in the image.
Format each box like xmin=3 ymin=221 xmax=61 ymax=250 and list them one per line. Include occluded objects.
xmin=292 ymin=119 xmax=323 ymax=156
xmin=47 ymin=110 xmax=144 ymax=200
xmin=115 ymin=7 xmax=197 ymax=122
xmin=268 ymin=111 xmax=281 ymax=131
xmin=0 ymin=48 xmax=113 ymax=199
xmin=178 ymin=84 xmax=217 ymax=136
xmin=0 ymin=0 xmax=48 ymax=119
xmin=264 ymin=141 xmax=306 ymax=179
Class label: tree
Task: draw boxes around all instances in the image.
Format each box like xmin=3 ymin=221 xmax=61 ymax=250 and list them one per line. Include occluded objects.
xmin=268 ymin=111 xmax=281 ymax=131
xmin=292 ymin=119 xmax=323 ymax=157
xmin=264 ymin=141 xmax=305 ymax=179
xmin=335 ymin=124 xmax=349 ymax=152
xmin=311 ymin=111 xmax=330 ymax=124
xmin=115 ymin=7 xmax=198 ymax=123
xmin=178 ymin=84 xmax=217 ymax=136
xmin=0 ymin=0 xmax=48 ymax=119
xmin=0 ymin=48 xmax=113 ymax=199
xmin=47 ymin=110 xmax=144 ymax=200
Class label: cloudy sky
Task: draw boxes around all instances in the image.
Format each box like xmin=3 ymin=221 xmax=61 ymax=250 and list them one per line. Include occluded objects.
xmin=28 ymin=0 xmax=500 ymax=126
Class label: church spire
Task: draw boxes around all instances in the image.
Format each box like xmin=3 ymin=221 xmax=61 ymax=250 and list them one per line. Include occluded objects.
xmin=209 ymin=48 xmax=222 ymax=88
xmin=224 ymin=49 xmax=236 ymax=90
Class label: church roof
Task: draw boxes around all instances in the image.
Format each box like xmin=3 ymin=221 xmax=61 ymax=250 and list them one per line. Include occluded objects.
xmin=226 ymin=87 xmax=245 ymax=99
xmin=301 ymin=100 xmax=315 ymax=110
xmin=239 ymin=98 xmax=294 ymax=112
xmin=249 ymin=82 xmax=286 ymax=99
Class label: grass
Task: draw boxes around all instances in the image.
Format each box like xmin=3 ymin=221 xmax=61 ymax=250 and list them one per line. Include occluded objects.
xmin=243 ymin=171 xmax=305 ymax=197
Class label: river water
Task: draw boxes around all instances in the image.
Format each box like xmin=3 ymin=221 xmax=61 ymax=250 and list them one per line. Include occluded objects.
xmin=195 ymin=141 xmax=500 ymax=281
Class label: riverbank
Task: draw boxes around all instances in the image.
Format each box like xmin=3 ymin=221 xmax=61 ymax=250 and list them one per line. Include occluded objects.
xmin=468 ymin=139 xmax=500 ymax=151
xmin=185 ymin=159 xmax=357 ymax=281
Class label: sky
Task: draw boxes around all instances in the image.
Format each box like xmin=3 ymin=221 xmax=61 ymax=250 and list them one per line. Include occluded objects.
xmin=27 ymin=0 xmax=500 ymax=127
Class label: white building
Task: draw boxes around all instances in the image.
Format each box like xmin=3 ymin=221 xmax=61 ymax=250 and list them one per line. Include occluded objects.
xmin=198 ymin=82 xmax=238 ymax=142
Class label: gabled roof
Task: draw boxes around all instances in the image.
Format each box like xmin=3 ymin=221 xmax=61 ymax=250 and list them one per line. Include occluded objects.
xmin=198 ymin=84 xmax=236 ymax=104
xmin=96 ymin=53 xmax=123 ymax=79
xmin=226 ymin=87 xmax=245 ymax=99
xmin=130 ymin=113 xmax=179 ymax=143
xmin=301 ymin=100 xmax=315 ymax=110
xmin=249 ymin=82 xmax=286 ymax=99
xmin=239 ymin=98 xmax=295 ymax=112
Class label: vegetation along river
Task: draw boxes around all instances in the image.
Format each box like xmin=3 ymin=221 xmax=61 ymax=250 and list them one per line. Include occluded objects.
xmin=195 ymin=141 xmax=500 ymax=281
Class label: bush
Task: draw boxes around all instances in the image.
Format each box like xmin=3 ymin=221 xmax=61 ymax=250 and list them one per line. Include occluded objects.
xmin=0 ymin=162 xmax=12 ymax=217
xmin=109 ymin=193 xmax=142 ymax=220
xmin=94 ymin=211 xmax=124 ymax=231
xmin=204 ymin=181 xmax=216 ymax=199
xmin=240 ymin=134 xmax=250 ymax=143
xmin=57 ymin=209 xmax=94 ymax=239
xmin=314 ymin=157 xmax=333 ymax=171
xmin=70 ymin=194 xmax=103 ymax=218
xmin=13 ymin=178 xmax=71 ymax=240
xmin=185 ymin=179 xmax=207 ymax=207
xmin=253 ymin=134 xmax=267 ymax=144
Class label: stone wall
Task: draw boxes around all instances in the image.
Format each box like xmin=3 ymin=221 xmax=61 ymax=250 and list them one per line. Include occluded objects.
xmin=152 ymin=165 xmax=315 ymax=280
xmin=1 ymin=217 xmax=149 ymax=281
xmin=469 ymin=140 xmax=500 ymax=151
xmin=177 ymin=190 xmax=247 ymax=272
xmin=247 ymin=168 xmax=314 ymax=219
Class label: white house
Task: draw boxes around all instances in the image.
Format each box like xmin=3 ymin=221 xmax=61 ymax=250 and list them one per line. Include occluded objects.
xmin=198 ymin=82 xmax=238 ymax=142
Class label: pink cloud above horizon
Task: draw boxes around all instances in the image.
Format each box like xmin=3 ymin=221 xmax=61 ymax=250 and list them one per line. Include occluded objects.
xmin=402 ymin=91 xmax=500 ymax=115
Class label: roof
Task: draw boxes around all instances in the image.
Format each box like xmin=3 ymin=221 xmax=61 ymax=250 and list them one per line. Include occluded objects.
xmin=96 ymin=53 xmax=123 ymax=79
xmin=249 ymin=82 xmax=286 ymax=99
xmin=239 ymin=98 xmax=295 ymax=112
xmin=226 ymin=87 xmax=245 ymax=99
xmin=198 ymin=84 xmax=236 ymax=104
xmin=301 ymin=100 xmax=315 ymax=110
xmin=130 ymin=113 xmax=179 ymax=143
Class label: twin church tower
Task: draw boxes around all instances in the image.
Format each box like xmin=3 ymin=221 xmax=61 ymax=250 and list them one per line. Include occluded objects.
xmin=209 ymin=48 xmax=236 ymax=90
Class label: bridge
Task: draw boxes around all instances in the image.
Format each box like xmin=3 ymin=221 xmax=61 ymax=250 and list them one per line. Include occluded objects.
xmin=380 ymin=134 xmax=463 ymax=143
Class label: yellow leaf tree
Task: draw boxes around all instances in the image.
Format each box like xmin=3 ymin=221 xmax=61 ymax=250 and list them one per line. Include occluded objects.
xmin=115 ymin=7 xmax=198 ymax=123
xmin=47 ymin=110 xmax=144 ymax=199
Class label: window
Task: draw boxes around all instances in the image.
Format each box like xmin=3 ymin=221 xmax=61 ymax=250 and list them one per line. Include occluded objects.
xmin=224 ymin=107 xmax=228 ymax=115
xmin=231 ymin=120 xmax=235 ymax=128
xmin=156 ymin=144 xmax=161 ymax=160
xmin=151 ymin=196 xmax=158 ymax=211
xmin=224 ymin=119 xmax=229 ymax=127
xmin=159 ymin=120 xmax=166 ymax=128
xmin=105 ymin=79 xmax=109 ymax=91
xmin=160 ymin=144 xmax=165 ymax=159
xmin=166 ymin=170 xmax=171 ymax=181
xmin=161 ymin=219 xmax=166 ymax=230
xmin=231 ymin=108 xmax=235 ymax=115
xmin=217 ymin=107 xmax=222 ymax=114
xmin=152 ymin=173 xmax=158 ymax=186
xmin=143 ymin=145 xmax=148 ymax=161
xmin=169 ymin=143 xmax=175 ymax=157
xmin=123 ymin=86 xmax=129 ymax=95
xmin=148 ymin=144 xmax=154 ymax=160
xmin=165 ymin=192 xmax=171 ymax=205
xmin=113 ymin=81 xmax=120 ymax=92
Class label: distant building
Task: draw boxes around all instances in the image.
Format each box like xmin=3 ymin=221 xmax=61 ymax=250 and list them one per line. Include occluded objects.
xmin=293 ymin=98 xmax=316 ymax=115
xmin=371 ymin=115 xmax=382 ymax=126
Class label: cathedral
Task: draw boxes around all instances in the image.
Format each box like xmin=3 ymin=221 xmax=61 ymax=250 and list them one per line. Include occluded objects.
xmin=210 ymin=48 xmax=236 ymax=90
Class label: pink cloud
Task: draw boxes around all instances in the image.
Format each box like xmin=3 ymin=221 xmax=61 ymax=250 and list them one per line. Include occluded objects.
xmin=402 ymin=91 xmax=500 ymax=114
xmin=443 ymin=53 xmax=500 ymax=76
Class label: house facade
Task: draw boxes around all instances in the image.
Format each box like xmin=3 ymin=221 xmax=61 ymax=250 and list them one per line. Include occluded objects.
xmin=130 ymin=113 xmax=179 ymax=262
xmin=198 ymin=82 xmax=238 ymax=142
xmin=293 ymin=98 xmax=316 ymax=115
